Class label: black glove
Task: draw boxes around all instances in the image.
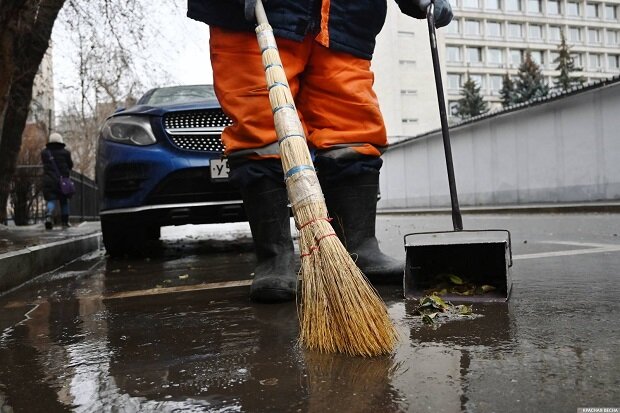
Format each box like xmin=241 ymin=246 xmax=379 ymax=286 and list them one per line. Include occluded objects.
xmin=398 ymin=0 xmax=453 ymax=28
xmin=236 ymin=0 xmax=263 ymax=22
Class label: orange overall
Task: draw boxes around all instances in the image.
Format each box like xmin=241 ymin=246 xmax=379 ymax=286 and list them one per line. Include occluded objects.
xmin=209 ymin=25 xmax=388 ymax=161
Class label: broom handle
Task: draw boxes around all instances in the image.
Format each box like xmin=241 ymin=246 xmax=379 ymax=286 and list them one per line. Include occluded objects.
xmin=426 ymin=3 xmax=463 ymax=232
xmin=255 ymin=0 xmax=268 ymax=25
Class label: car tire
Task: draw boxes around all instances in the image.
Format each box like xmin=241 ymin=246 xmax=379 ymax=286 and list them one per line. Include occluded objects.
xmin=101 ymin=218 xmax=160 ymax=258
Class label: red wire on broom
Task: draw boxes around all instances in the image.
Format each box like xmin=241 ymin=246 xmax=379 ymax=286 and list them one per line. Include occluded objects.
xmin=253 ymin=0 xmax=398 ymax=357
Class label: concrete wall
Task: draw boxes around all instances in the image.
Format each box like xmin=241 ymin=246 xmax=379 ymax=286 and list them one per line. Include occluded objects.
xmin=378 ymin=81 xmax=620 ymax=209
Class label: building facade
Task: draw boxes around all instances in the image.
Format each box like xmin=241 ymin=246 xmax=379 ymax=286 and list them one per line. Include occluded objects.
xmin=28 ymin=47 xmax=55 ymax=130
xmin=373 ymin=0 xmax=620 ymax=139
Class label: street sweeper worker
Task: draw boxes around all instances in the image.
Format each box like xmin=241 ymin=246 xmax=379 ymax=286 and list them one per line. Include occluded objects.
xmin=187 ymin=0 xmax=453 ymax=303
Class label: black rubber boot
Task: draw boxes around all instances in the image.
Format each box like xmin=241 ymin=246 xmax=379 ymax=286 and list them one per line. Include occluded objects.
xmin=61 ymin=215 xmax=71 ymax=228
xmin=320 ymin=170 xmax=404 ymax=285
xmin=236 ymin=162 xmax=297 ymax=303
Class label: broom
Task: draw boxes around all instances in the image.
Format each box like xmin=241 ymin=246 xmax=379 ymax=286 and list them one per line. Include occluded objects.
xmin=253 ymin=0 xmax=398 ymax=357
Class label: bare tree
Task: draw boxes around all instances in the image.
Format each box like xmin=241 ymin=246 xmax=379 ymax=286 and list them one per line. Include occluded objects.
xmin=0 ymin=0 xmax=65 ymax=224
xmin=54 ymin=0 xmax=172 ymax=179
xmin=0 ymin=0 xmax=171 ymax=222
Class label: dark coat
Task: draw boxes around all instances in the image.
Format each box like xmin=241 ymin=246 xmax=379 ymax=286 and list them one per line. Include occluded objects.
xmin=41 ymin=142 xmax=73 ymax=200
xmin=187 ymin=0 xmax=424 ymax=60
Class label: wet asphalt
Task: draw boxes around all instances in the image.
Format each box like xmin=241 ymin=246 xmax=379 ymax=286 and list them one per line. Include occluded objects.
xmin=0 ymin=212 xmax=619 ymax=412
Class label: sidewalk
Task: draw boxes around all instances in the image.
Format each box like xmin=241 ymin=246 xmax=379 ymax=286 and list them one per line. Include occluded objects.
xmin=0 ymin=221 xmax=101 ymax=294
xmin=378 ymin=200 xmax=620 ymax=215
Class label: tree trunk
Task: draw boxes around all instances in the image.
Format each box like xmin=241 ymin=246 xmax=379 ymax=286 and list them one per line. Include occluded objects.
xmin=0 ymin=0 xmax=66 ymax=223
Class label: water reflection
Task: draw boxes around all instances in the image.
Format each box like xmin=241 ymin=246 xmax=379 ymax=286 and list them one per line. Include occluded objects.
xmin=103 ymin=289 xmax=308 ymax=411
xmin=405 ymin=301 xmax=514 ymax=347
xmin=387 ymin=300 xmax=515 ymax=412
xmin=0 ymin=300 xmax=75 ymax=412
xmin=0 ymin=258 xmax=518 ymax=412
xmin=303 ymin=351 xmax=404 ymax=413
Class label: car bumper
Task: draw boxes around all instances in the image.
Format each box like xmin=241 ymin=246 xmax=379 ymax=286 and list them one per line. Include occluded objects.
xmin=100 ymin=200 xmax=246 ymax=226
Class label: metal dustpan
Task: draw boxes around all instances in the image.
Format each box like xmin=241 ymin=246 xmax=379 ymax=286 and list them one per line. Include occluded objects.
xmin=404 ymin=4 xmax=513 ymax=303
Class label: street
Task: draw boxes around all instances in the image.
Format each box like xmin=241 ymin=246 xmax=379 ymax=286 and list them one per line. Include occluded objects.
xmin=1 ymin=212 xmax=619 ymax=412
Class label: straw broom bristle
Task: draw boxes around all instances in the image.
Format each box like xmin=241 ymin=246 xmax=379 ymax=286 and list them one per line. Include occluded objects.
xmin=256 ymin=23 xmax=398 ymax=357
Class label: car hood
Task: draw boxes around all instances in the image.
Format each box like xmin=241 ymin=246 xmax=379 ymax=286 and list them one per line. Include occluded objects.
xmin=112 ymin=99 xmax=222 ymax=117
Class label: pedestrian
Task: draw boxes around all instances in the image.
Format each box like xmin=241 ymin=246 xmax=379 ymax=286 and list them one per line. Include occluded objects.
xmin=187 ymin=0 xmax=452 ymax=303
xmin=41 ymin=132 xmax=74 ymax=230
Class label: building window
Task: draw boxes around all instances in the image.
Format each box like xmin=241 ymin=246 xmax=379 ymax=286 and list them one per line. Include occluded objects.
xmin=487 ymin=48 xmax=503 ymax=64
xmin=469 ymin=74 xmax=486 ymax=89
xmin=571 ymin=53 xmax=582 ymax=66
xmin=447 ymin=46 xmax=462 ymax=62
xmin=588 ymin=28 xmax=601 ymax=43
xmin=567 ymin=1 xmax=580 ymax=16
xmin=448 ymin=74 xmax=462 ymax=90
xmin=529 ymin=24 xmax=543 ymax=40
xmin=487 ymin=21 xmax=502 ymax=36
xmin=608 ymin=55 xmax=620 ymax=69
xmin=605 ymin=5 xmax=618 ymax=20
xmin=508 ymin=23 xmax=523 ymax=37
xmin=448 ymin=0 xmax=458 ymax=8
xmin=446 ymin=19 xmax=460 ymax=34
xmin=589 ymin=54 xmax=602 ymax=69
xmin=399 ymin=59 xmax=417 ymax=67
xmin=506 ymin=0 xmax=521 ymax=11
xmin=549 ymin=26 xmax=562 ymax=41
xmin=586 ymin=3 xmax=599 ymax=18
xmin=464 ymin=19 xmax=481 ymax=35
xmin=463 ymin=0 xmax=480 ymax=8
xmin=449 ymin=101 xmax=460 ymax=116
xmin=550 ymin=51 xmax=560 ymax=65
xmin=569 ymin=27 xmax=582 ymax=42
xmin=547 ymin=0 xmax=560 ymax=14
xmin=530 ymin=50 xmax=544 ymax=65
xmin=528 ymin=0 xmax=542 ymax=13
xmin=490 ymin=75 xmax=503 ymax=92
xmin=486 ymin=0 xmax=501 ymax=9
xmin=608 ymin=30 xmax=618 ymax=45
xmin=510 ymin=49 xmax=523 ymax=65
xmin=467 ymin=47 xmax=483 ymax=64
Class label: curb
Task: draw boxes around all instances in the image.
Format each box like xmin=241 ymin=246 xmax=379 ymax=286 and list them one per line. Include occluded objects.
xmin=0 ymin=233 xmax=102 ymax=294
xmin=378 ymin=202 xmax=620 ymax=215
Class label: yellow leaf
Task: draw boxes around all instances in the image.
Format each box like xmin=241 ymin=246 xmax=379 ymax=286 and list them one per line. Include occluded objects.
xmin=448 ymin=274 xmax=464 ymax=285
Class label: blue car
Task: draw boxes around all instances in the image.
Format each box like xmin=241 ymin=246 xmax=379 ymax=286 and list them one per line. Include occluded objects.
xmin=96 ymin=85 xmax=246 ymax=257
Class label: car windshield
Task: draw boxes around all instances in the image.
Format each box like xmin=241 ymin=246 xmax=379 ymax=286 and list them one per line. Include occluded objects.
xmin=141 ymin=85 xmax=217 ymax=106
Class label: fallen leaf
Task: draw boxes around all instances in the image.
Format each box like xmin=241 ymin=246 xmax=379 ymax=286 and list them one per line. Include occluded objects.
xmin=428 ymin=294 xmax=449 ymax=310
xmin=179 ymin=274 xmax=189 ymax=280
xmin=448 ymin=274 xmax=464 ymax=285
xmin=456 ymin=305 xmax=473 ymax=315
xmin=481 ymin=285 xmax=496 ymax=293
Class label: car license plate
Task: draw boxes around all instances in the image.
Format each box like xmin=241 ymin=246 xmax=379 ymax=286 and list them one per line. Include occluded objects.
xmin=210 ymin=158 xmax=229 ymax=181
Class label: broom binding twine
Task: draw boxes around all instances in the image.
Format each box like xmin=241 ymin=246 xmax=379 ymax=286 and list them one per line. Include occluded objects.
xmin=255 ymin=21 xmax=398 ymax=357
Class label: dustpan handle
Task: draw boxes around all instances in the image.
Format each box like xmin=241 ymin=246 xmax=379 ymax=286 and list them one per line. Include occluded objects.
xmin=426 ymin=3 xmax=463 ymax=232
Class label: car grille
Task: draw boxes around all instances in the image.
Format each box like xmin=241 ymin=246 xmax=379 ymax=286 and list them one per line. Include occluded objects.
xmin=145 ymin=167 xmax=242 ymax=205
xmin=104 ymin=163 xmax=150 ymax=198
xmin=163 ymin=110 xmax=232 ymax=152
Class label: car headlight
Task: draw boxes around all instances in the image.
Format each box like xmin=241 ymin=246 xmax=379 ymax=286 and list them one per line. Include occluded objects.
xmin=101 ymin=116 xmax=157 ymax=146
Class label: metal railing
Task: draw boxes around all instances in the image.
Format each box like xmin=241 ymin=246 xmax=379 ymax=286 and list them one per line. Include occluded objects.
xmin=9 ymin=166 xmax=99 ymax=224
